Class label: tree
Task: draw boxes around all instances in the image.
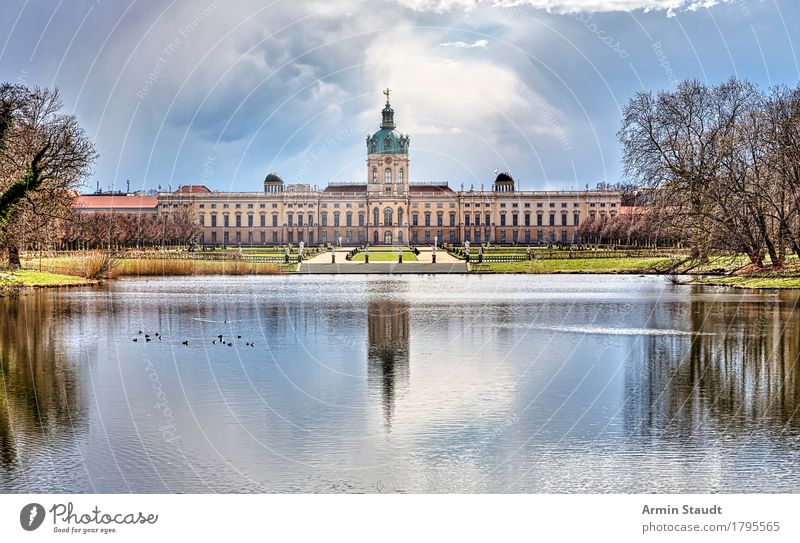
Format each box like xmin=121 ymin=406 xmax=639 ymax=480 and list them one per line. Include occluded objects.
xmin=0 ymin=84 xmax=96 ymax=268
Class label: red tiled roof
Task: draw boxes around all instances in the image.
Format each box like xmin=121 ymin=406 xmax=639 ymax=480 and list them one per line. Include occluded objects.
xmin=176 ymin=185 xmax=212 ymax=193
xmin=409 ymin=185 xmax=454 ymax=194
xmin=74 ymin=195 xmax=158 ymax=211
xmin=324 ymin=185 xmax=366 ymax=193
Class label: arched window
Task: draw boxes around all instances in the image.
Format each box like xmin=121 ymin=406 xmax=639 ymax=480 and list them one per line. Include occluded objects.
xmin=372 ymin=167 xmax=377 ymax=182
xmin=373 ymin=207 xmax=379 ymax=226
xmin=399 ymin=169 xmax=404 ymax=183
xmin=397 ymin=207 xmax=404 ymax=227
xmin=383 ymin=207 xmax=393 ymax=226
xmin=385 ymin=168 xmax=392 ymax=183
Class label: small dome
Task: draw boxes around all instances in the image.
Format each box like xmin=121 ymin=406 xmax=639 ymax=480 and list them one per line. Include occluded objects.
xmin=495 ymin=172 xmax=514 ymax=183
xmin=264 ymin=173 xmax=284 ymax=184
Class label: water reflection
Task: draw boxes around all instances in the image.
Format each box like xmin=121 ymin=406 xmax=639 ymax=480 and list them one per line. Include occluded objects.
xmin=366 ymin=298 xmax=410 ymax=432
xmin=1 ymin=276 xmax=800 ymax=492
xmin=0 ymin=292 xmax=86 ymax=489
xmin=625 ymin=295 xmax=800 ymax=442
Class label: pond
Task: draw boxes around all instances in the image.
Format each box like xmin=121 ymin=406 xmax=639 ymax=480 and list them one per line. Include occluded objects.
xmin=1 ymin=275 xmax=799 ymax=493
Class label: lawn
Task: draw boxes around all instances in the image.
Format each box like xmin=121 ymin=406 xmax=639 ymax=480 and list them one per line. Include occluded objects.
xmin=470 ymin=257 xmax=675 ymax=274
xmin=1 ymin=270 xmax=97 ymax=288
xmin=351 ymin=251 xmax=418 ymax=262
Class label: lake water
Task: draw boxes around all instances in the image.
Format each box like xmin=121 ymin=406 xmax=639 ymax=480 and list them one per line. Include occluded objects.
xmin=1 ymin=275 xmax=800 ymax=493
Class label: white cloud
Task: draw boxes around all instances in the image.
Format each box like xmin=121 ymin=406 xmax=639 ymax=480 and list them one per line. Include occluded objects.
xmin=439 ymin=39 xmax=489 ymax=48
xmin=398 ymin=0 xmax=729 ymax=14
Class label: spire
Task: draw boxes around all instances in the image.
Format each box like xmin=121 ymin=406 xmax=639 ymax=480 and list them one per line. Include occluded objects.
xmin=380 ymin=88 xmax=395 ymax=129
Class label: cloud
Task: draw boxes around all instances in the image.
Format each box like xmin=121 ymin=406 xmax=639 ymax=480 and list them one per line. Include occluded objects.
xmin=439 ymin=39 xmax=489 ymax=48
xmin=399 ymin=0 xmax=729 ymax=14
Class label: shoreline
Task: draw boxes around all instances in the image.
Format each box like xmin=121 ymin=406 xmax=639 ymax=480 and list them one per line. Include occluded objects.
xmin=6 ymin=258 xmax=800 ymax=291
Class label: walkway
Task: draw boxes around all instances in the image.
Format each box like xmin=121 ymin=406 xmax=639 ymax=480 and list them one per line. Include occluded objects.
xmin=299 ymin=247 xmax=468 ymax=274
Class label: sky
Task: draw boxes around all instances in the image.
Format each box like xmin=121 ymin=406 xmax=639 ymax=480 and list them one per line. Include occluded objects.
xmin=1 ymin=0 xmax=798 ymax=193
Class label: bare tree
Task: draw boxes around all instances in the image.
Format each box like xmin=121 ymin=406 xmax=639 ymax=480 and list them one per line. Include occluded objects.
xmin=0 ymin=84 xmax=96 ymax=268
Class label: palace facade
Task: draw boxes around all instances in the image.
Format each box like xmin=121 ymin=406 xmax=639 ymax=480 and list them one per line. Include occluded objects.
xmin=129 ymin=93 xmax=622 ymax=246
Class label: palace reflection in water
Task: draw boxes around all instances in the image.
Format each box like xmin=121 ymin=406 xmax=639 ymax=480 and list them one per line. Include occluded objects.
xmin=366 ymin=297 xmax=410 ymax=432
xmin=1 ymin=276 xmax=800 ymax=493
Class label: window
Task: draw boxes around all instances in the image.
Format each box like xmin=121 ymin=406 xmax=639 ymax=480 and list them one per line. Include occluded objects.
xmin=512 ymin=214 xmax=518 ymax=227
xmin=307 ymin=215 xmax=313 ymax=227
xmin=437 ymin=213 xmax=443 ymax=227
xmin=260 ymin=215 xmax=266 ymax=227
xmin=372 ymin=167 xmax=378 ymax=182
xmin=236 ymin=215 xmax=242 ymax=227
xmin=224 ymin=215 xmax=229 ymax=227
xmin=524 ymin=213 xmax=530 ymax=227
xmin=211 ymin=214 xmax=217 ymax=227
xmin=373 ymin=207 xmax=379 ymax=226
xmin=297 ymin=214 xmax=303 ymax=227
xmin=573 ymin=213 xmax=580 ymax=226
xmin=287 ymin=214 xmax=293 ymax=227
xmin=399 ymin=169 xmax=404 ymax=183
xmin=334 ymin=212 xmax=340 ymax=227
xmin=549 ymin=214 xmax=555 ymax=226
xmin=424 ymin=213 xmax=431 ymax=227
xmin=449 ymin=213 xmax=456 ymax=227
xmin=322 ymin=213 xmax=328 ymax=226
xmin=385 ymin=168 xmax=392 ymax=183
xmin=412 ymin=213 xmax=419 ymax=226
xmin=537 ymin=214 xmax=542 ymax=226
xmin=383 ymin=207 xmax=393 ymax=226
xmin=465 ymin=213 xmax=471 ymax=227
xmin=500 ymin=214 xmax=506 ymax=226
xmin=561 ymin=214 xmax=567 ymax=226
xmin=248 ymin=215 xmax=253 ymax=227
xmin=346 ymin=213 xmax=352 ymax=227
xmin=359 ymin=213 xmax=365 ymax=227
xmin=485 ymin=214 xmax=490 ymax=226
xmin=474 ymin=214 xmax=480 ymax=226
xmin=272 ymin=214 xmax=278 ymax=227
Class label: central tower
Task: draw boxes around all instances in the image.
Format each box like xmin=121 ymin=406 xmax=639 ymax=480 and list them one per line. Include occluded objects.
xmin=366 ymin=88 xmax=410 ymax=196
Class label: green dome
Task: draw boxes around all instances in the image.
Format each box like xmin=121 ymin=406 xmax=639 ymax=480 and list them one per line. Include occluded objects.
xmin=368 ymin=128 xmax=408 ymax=154
xmin=366 ymin=98 xmax=409 ymax=154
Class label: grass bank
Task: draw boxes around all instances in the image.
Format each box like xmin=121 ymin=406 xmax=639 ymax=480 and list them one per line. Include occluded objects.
xmin=1 ymin=270 xmax=97 ymax=292
xmin=692 ymin=263 xmax=800 ymax=289
xmin=469 ymin=255 xmax=747 ymax=274
xmin=470 ymin=257 xmax=676 ymax=274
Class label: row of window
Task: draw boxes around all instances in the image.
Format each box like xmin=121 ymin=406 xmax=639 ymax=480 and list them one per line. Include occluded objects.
xmin=202 ymin=228 xmax=579 ymax=246
xmin=372 ymin=167 xmax=405 ymax=183
xmin=201 ymin=211 xmax=613 ymax=228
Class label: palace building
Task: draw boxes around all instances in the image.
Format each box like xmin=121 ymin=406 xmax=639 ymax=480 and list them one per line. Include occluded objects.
xmin=152 ymin=91 xmax=622 ymax=246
